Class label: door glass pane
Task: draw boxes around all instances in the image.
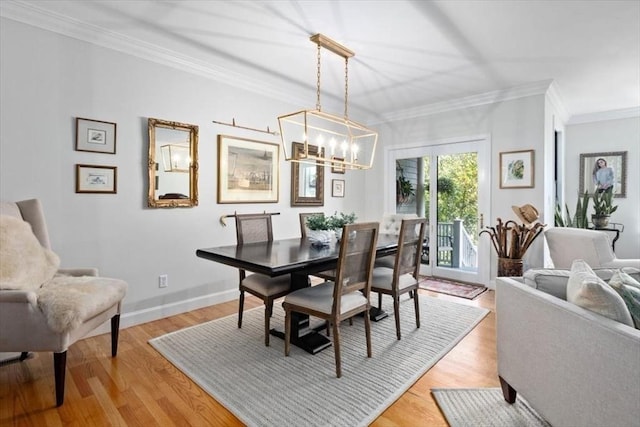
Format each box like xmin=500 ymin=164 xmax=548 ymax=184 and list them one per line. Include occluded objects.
xmin=435 ymin=152 xmax=478 ymax=271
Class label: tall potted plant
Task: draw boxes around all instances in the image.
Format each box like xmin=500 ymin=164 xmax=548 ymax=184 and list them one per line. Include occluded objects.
xmin=554 ymin=191 xmax=590 ymax=228
xmin=591 ymin=187 xmax=617 ymax=228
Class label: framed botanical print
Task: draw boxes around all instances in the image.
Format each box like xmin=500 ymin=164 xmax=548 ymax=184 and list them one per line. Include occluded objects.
xmin=499 ymin=149 xmax=534 ymax=189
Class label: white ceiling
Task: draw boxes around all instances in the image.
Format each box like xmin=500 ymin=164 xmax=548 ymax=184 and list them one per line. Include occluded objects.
xmin=2 ymin=0 xmax=639 ymax=123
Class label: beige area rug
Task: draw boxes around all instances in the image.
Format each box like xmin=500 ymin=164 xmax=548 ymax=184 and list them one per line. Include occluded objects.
xmin=149 ymin=295 xmax=489 ymax=427
xmin=432 ymin=388 xmax=551 ymax=427
xmin=420 ymin=276 xmax=488 ymax=300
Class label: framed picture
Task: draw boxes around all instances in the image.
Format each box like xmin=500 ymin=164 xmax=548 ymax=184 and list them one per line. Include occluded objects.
xmin=75 ymin=164 xmax=117 ymax=194
xmin=75 ymin=117 xmax=117 ymax=154
xmin=332 ymin=179 xmax=345 ymax=198
xmin=579 ymin=151 xmax=627 ymax=198
xmin=499 ymin=149 xmax=534 ymax=189
xmin=217 ymin=135 xmax=279 ymax=203
xmin=331 ymin=157 xmax=345 ymax=174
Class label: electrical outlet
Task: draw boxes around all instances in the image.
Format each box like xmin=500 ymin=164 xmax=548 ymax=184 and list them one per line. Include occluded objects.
xmin=159 ymin=274 xmax=168 ymax=288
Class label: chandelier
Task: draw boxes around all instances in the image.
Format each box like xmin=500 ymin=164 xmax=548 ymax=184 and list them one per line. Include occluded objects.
xmin=278 ymin=34 xmax=378 ymax=171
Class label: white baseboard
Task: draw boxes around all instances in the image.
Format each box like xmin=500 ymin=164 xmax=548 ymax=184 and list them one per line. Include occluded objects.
xmin=86 ymin=289 xmax=238 ymax=338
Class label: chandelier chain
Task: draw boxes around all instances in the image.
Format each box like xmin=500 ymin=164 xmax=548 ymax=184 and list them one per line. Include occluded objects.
xmin=316 ymin=43 xmax=322 ymax=112
xmin=344 ymin=57 xmax=349 ymax=119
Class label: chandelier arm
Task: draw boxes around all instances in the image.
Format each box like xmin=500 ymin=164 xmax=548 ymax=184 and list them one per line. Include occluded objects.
xmin=316 ymin=43 xmax=322 ymax=112
xmin=344 ymin=57 xmax=349 ymax=120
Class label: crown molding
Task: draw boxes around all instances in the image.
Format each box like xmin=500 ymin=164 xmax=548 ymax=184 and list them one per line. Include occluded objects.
xmin=375 ymin=80 xmax=554 ymax=124
xmin=567 ymin=106 xmax=640 ymax=125
xmin=546 ymin=80 xmax=570 ymax=124
xmin=0 ymin=1 xmax=305 ymax=107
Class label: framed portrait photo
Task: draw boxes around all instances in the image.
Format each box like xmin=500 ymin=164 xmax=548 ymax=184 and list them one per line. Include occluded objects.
xmin=332 ymin=179 xmax=345 ymax=198
xmin=499 ymin=149 xmax=534 ymax=189
xmin=217 ymin=135 xmax=279 ymax=203
xmin=75 ymin=164 xmax=117 ymax=194
xmin=579 ymin=151 xmax=627 ymax=197
xmin=75 ymin=117 xmax=117 ymax=154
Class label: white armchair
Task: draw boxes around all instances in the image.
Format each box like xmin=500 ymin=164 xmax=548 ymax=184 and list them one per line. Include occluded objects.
xmin=0 ymin=199 xmax=127 ymax=406
xmin=544 ymin=227 xmax=640 ymax=269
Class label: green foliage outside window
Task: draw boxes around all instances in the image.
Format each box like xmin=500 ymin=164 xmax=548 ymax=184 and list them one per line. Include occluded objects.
xmin=424 ymin=153 xmax=479 ymax=243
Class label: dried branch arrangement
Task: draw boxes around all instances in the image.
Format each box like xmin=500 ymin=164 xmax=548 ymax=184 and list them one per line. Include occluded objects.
xmin=480 ymin=218 xmax=546 ymax=259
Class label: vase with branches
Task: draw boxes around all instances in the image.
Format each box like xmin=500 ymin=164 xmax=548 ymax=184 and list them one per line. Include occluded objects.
xmin=480 ymin=218 xmax=546 ymax=276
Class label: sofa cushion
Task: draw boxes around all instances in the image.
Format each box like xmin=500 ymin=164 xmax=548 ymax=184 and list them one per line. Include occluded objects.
xmin=566 ymin=259 xmax=634 ymax=327
xmin=36 ymin=275 xmax=127 ymax=333
xmin=609 ymin=270 xmax=640 ymax=329
xmin=0 ymin=215 xmax=60 ymax=290
xmin=523 ymin=269 xmax=571 ymax=300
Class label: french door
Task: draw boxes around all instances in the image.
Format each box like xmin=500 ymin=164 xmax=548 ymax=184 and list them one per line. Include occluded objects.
xmin=386 ymin=136 xmax=491 ymax=285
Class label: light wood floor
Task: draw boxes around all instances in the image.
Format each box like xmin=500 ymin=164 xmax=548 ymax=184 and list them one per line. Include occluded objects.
xmin=1 ymin=289 xmax=497 ymax=426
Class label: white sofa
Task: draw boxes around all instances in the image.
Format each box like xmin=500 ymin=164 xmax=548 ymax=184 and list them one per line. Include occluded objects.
xmin=496 ymin=270 xmax=640 ymax=427
xmin=545 ymin=227 xmax=640 ymax=269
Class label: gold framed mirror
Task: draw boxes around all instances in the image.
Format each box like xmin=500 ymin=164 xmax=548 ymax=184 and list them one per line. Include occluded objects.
xmin=148 ymin=118 xmax=198 ymax=208
xmin=291 ymin=142 xmax=324 ymax=206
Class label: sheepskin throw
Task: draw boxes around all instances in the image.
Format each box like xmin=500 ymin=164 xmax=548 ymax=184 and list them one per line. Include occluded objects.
xmin=37 ymin=275 xmax=127 ymax=333
xmin=0 ymin=215 xmax=59 ymax=290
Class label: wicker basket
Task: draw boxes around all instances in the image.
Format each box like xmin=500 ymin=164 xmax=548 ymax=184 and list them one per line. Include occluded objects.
xmin=498 ymin=257 xmax=523 ymax=277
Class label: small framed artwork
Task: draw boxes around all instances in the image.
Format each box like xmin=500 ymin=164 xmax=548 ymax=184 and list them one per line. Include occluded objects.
xmin=579 ymin=151 xmax=627 ymax=198
xmin=75 ymin=117 xmax=117 ymax=154
xmin=331 ymin=157 xmax=345 ymax=174
xmin=332 ymin=179 xmax=345 ymax=198
xmin=217 ymin=134 xmax=279 ymax=203
xmin=75 ymin=164 xmax=117 ymax=194
xmin=499 ymin=149 xmax=534 ymax=189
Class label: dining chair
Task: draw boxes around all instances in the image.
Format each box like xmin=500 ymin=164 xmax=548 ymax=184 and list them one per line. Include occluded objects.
xmin=370 ymin=217 xmax=427 ymax=340
xmin=283 ymin=222 xmax=379 ymax=378
xmin=235 ymin=213 xmax=292 ymax=346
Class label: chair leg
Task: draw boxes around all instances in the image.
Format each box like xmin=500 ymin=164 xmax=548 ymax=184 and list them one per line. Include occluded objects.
xmin=364 ymin=310 xmax=372 ymax=358
xmin=54 ymin=351 xmax=67 ymax=407
xmin=378 ymin=292 xmax=382 ymax=310
xmin=111 ymin=314 xmax=120 ymax=357
xmin=238 ymin=290 xmax=245 ymax=328
xmin=265 ymin=302 xmax=272 ymax=346
xmin=413 ymin=289 xmax=420 ymax=329
xmin=332 ymin=322 xmax=342 ymax=378
xmin=284 ymin=309 xmax=291 ymax=356
xmin=394 ymin=295 xmax=401 ymax=340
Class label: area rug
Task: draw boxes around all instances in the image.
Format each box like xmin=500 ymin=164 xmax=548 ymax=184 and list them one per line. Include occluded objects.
xmin=149 ymin=296 xmax=489 ymax=427
xmin=420 ymin=277 xmax=487 ymax=300
xmin=432 ymin=388 xmax=551 ymax=427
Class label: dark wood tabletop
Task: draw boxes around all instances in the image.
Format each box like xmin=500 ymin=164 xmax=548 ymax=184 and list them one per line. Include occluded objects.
xmin=196 ymin=234 xmax=399 ymax=281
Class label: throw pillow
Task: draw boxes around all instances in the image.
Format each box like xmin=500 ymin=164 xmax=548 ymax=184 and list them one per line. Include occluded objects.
xmin=0 ymin=215 xmax=60 ymax=290
xmin=609 ymin=270 xmax=640 ymax=329
xmin=566 ymin=259 xmax=634 ymax=327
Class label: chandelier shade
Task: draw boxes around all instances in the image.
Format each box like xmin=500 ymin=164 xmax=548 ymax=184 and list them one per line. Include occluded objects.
xmin=278 ymin=34 xmax=377 ymax=171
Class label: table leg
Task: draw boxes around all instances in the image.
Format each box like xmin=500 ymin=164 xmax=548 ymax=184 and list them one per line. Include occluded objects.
xmin=270 ymin=272 xmax=332 ymax=355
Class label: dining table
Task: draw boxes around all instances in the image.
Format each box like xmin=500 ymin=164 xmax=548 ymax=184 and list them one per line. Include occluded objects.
xmin=196 ymin=234 xmax=399 ymax=355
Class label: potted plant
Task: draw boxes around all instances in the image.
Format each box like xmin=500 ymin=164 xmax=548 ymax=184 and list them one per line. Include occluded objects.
xmin=554 ymin=191 xmax=590 ymax=228
xmin=305 ymin=212 xmax=357 ymax=245
xmin=327 ymin=211 xmax=357 ymax=240
xmin=396 ymin=175 xmax=414 ymax=205
xmin=591 ymin=187 xmax=617 ymax=228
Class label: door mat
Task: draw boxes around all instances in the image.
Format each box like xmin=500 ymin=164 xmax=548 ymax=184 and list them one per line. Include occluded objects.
xmin=420 ymin=277 xmax=487 ymax=300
